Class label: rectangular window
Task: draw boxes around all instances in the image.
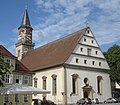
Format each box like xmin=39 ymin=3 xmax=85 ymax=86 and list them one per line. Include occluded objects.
xmin=92 ymin=61 xmax=95 ymax=65
xmin=4 ymin=74 xmax=13 ymax=84
xmin=81 ymin=48 xmax=83 ymax=52
xmin=99 ymin=62 xmax=101 ymax=66
xmin=87 ymin=48 xmax=91 ymax=56
xmin=52 ymin=75 xmax=57 ymax=96
xmin=43 ymin=79 xmax=46 ymax=90
xmin=24 ymin=95 xmax=28 ymax=102
xmin=14 ymin=94 xmax=19 ymax=103
xmin=4 ymin=95 xmax=9 ymax=103
xmin=84 ymin=60 xmax=87 ymax=64
xmin=96 ymin=51 xmax=98 ymax=55
xmin=72 ymin=74 xmax=78 ymax=94
xmin=97 ymin=76 xmax=102 ymax=94
xmin=84 ymin=38 xmax=86 ymax=42
xmin=76 ymin=58 xmax=79 ymax=63
xmin=23 ymin=76 xmax=29 ymax=85
xmin=14 ymin=75 xmax=22 ymax=84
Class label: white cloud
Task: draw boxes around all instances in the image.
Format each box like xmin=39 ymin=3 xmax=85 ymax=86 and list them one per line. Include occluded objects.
xmin=33 ymin=0 xmax=120 ymax=47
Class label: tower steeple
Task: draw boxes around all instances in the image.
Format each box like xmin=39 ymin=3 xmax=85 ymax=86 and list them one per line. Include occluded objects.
xmin=16 ymin=8 xmax=35 ymax=60
xmin=18 ymin=8 xmax=33 ymax=30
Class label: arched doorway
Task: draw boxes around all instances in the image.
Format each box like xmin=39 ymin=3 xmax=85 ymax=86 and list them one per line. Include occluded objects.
xmin=82 ymin=85 xmax=92 ymax=98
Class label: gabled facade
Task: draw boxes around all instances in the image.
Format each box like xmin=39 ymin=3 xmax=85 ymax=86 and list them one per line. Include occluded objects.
xmin=21 ymin=27 xmax=111 ymax=104
xmin=0 ymin=45 xmax=33 ymax=105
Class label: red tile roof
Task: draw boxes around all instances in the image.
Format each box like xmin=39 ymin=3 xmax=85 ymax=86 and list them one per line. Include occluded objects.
xmin=0 ymin=45 xmax=32 ymax=74
xmin=21 ymin=27 xmax=88 ymax=71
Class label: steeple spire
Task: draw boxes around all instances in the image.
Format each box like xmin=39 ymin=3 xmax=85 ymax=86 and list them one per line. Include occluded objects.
xmin=18 ymin=8 xmax=33 ymax=30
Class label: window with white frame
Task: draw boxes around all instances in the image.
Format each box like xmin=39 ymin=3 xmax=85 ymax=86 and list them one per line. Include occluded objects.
xmin=4 ymin=95 xmax=9 ymax=103
xmin=24 ymin=94 xmax=28 ymax=102
xmin=14 ymin=75 xmax=22 ymax=84
xmin=52 ymin=74 xmax=57 ymax=96
xmin=72 ymin=74 xmax=78 ymax=94
xmin=23 ymin=75 xmax=29 ymax=85
xmin=14 ymin=94 xmax=19 ymax=103
xmin=4 ymin=74 xmax=13 ymax=84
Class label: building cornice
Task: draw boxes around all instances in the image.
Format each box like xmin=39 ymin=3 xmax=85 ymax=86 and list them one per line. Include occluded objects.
xmin=63 ymin=63 xmax=109 ymax=73
xmin=72 ymin=52 xmax=106 ymax=60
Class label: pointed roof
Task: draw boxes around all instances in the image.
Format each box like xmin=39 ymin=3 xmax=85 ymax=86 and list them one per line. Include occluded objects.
xmin=21 ymin=27 xmax=88 ymax=71
xmin=0 ymin=45 xmax=33 ymax=74
xmin=18 ymin=9 xmax=33 ymax=30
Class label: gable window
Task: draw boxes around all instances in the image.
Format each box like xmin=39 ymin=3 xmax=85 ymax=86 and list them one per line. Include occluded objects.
xmin=81 ymin=48 xmax=83 ymax=52
xmin=42 ymin=76 xmax=47 ymax=90
xmin=24 ymin=94 xmax=28 ymax=102
xmin=87 ymin=30 xmax=90 ymax=34
xmin=14 ymin=94 xmax=19 ymax=103
xmin=99 ymin=62 xmax=101 ymax=66
xmin=72 ymin=74 xmax=78 ymax=94
xmin=92 ymin=61 xmax=95 ymax=65
xmin=84 ymin=60 xmax=87 ymax=64
xmin=76 ymin=58 xmax=79 ymax=63
xmin=95 ymin=51 xmax=98 ymax=55
xmin=4 ymin=95 xmax=9 ymax=103
xmin=91 ymin=40 xmax=94 ymax=44
xmin=87 ymin=48 xmax=91 ymax=56
xmin=84 ymin=38 xmax=86 ymax=42
xmin=97 ymin=76 xmax=102 ymax=94
xmin=52 ymin=74 xmax=57 ymax=96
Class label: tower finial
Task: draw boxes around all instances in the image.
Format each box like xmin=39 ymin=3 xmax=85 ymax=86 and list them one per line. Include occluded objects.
xmin=25 ymin=5 xmax=27 ymax=10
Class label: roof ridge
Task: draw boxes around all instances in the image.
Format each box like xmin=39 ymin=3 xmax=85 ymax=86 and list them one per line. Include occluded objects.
xmin=34 ymin=27 xmax=88 ymax=51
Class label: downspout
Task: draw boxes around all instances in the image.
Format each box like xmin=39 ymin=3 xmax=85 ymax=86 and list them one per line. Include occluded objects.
xmin=63 ymin=66 xmax=67 ymax=105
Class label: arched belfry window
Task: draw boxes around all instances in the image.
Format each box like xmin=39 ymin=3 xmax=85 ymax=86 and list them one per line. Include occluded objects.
xmin=51 ymin=74 xmax=57 ymax=96
xmin=42 ymin=76 xmax=47 ymax=90
xmin=72 ymin=74 xmax=78 ymax=94
xmin=97 ymin=76 xmax=102 ymax=94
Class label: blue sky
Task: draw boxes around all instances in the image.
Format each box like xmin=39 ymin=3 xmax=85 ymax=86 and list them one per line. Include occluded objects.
xmin=0 ymin=0 xmax=120 ymax=54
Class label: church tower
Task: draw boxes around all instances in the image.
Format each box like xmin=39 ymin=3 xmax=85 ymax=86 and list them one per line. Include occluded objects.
xmin=16 ymin=8 xmax=35 ymax=60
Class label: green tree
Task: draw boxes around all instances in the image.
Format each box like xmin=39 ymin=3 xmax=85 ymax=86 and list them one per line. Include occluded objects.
xmin=103 ymin=45 xmax=120 ymax=86
xmin=0 ymin=54 xmax=10 ymax=86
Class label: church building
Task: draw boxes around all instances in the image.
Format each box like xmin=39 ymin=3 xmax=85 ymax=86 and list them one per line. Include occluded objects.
xmin=16 ymin=9 xmax=112 ymax=104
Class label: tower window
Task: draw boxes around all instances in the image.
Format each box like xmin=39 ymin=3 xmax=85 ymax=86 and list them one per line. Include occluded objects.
xmin=84 ymin=60 xmax=87 ymax=64
xmin=18 ymin=50 xmax=20 ymax=57
xmin=76 ymin=58 xmax=79 ymax=63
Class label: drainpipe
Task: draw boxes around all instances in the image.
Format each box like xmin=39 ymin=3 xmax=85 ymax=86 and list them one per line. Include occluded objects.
xmin=63 ymin=66 xmax=67 ymax=105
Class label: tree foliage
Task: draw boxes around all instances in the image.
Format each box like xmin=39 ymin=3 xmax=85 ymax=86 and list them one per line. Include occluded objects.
xmin=0 ymin=54 xmax=10 ymax=86
xmin=103 ymin=45 xmax=120 ymax=85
